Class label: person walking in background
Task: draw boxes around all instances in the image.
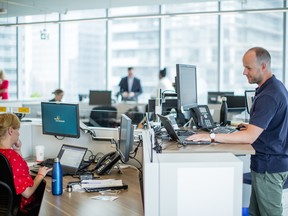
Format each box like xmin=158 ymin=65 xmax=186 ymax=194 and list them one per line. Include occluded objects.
xmin=152 ymin=67 xmax=174 ymax=98
xmin=118 ymin=67 xmax=143 ymax=101
xmin=187 ymin=47 xmax=288 ymax=216
xmin=49 ymin=89 xmax=64 ymax=102
xmin=0 ymin=69 xmax=9 ymax=100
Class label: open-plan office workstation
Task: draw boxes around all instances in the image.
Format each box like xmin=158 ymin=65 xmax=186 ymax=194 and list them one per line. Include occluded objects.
xmin=0 ymin=63 xmax=259 ymax=216
xmin=1 ymin=1 xmax=288 ymax=216
xmin=17 ymin=103 xmax=144 ymax=216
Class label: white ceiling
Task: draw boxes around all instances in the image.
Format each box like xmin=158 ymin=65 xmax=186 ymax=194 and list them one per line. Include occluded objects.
xmin=0 ymin=0 xmax=241 ymax=18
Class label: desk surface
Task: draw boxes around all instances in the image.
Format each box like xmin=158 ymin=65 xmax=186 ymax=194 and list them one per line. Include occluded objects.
xmin=160 ymin=139 xmax=255 ymax=155
xmin=38 ymin=168 xmax=143 ymax=216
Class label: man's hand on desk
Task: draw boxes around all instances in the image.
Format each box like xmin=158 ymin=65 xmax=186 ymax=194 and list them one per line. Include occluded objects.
xmin=185 ymin=134 xmax=211 ymax=142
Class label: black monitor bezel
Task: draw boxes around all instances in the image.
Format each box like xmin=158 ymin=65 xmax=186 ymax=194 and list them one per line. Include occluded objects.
xmin=176 ymin=64 xmax=198 ymax=111
xmin=226 ymin=95 xmax=246 ymax=112
xmin=244 ymin=90 xmax=256 ymax=114
xmin=41 ymin=102 xmax=80 ymax=138
xmin=89 ymin=90 xmax=112 ymax=106
xmin=118 ymin=114 xmax=134 ymax=163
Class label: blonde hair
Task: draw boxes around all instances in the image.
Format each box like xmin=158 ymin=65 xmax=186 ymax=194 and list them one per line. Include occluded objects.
xmin=0 ymin=69 xmax=5 ymax=80
xmin=0 ymin=113 xmax=20 ymax=139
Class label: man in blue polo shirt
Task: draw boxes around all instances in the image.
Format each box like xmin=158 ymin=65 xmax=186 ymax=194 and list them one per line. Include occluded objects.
xmin=187 ymin=47 xmax=288 ymax=216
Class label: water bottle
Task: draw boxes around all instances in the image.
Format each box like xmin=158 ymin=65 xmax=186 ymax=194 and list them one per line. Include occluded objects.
xmin=220 ymin=96 xmax=228 ymax=126
xmin=52 ymin=157 xmax=63 ymax=196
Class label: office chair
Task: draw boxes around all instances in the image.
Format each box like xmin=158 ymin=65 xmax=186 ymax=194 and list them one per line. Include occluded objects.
xmin=89 ymin=106 xmax=118 ymax=128
xmin=0 ymin=153 xmax=47 ymax=216
xmin=124 ymin=106 xmax=145 ymax=126
xmin=0 ymin=181 xmax=13 ymax=216
xmin=0 ymin=153 xmax=21 ymax=216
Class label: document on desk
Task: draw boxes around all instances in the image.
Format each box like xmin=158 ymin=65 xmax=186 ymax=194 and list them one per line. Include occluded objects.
xmin=81 ymin=179 xmax=123 ymax=188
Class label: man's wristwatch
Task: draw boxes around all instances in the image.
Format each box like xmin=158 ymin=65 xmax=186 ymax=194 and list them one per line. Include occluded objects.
xmin=210 ymin=133 xmax=216 ymax=142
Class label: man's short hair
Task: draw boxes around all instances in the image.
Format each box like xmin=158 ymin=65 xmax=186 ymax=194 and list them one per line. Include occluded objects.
xmin=128 ymin=67 xmax=134 ymax=71
xmin=160 ymin=68 xmax=167 ymax=77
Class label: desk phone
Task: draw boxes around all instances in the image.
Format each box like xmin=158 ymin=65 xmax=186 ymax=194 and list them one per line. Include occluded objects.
xmin=191 ymin=105 xmax=216 ymax=129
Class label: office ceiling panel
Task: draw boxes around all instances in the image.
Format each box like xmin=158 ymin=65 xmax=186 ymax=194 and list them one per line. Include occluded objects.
xmin=0 ymin=0 xmax=242 ymax=18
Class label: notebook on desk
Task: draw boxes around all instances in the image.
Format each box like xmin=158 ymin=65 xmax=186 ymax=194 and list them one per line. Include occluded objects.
xmin=157 ymin=114 xmax=211 ymax=146
xmin=31 ymin=144 xmax=89 ymax=176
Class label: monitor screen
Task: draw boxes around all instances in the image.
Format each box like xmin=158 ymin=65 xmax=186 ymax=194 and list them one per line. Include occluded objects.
xmin=41 ymin=102 xmax=80 ymax=138
xmin=226 ymin=95 xmax=246 ymax=112
xmin=118 ymin=114 xmax=134 ymax=163
xmin=207 ymin=91 xmax=234 ymax=104
xmin=176 ymin=64 xmax=198 ymax=111
xmin=245 ymin=90 xmax=256 ymax=114
xmin=89 ymin=90 xmax=112 ymax=106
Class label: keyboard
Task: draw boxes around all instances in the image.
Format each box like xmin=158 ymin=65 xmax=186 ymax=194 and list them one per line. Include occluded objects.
xmin=177 ymin=136 xmax=211 ymax=145
xmin=212 ymin=126 xmax=237 ymax=134
xmin=84 ymin=184 xmax=128 ymax=193
xmin=38 ymin=158 xmax=54 ymax=167
xmin=176 ymin=130 xmax=195 ymax=136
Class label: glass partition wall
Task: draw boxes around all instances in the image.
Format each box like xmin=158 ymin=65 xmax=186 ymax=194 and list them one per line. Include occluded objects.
xmin=0 ymin=0 xmax=287 ymax=105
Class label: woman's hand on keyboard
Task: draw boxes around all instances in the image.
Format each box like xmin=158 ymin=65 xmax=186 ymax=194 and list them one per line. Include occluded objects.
xmin=38 ymin=166 xmax=53 ymax=178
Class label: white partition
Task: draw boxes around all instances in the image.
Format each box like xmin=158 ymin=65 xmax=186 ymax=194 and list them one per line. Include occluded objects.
xmin=19 ymin=121 xmax=119 ymax=160
xmin=142 ymin=130 xmax=243 ymax=216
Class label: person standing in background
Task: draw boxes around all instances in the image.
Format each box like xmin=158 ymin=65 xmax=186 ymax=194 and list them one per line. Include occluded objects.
xmin=49 ymin=89 xmax=64 ymax=102
xmin=118 ymin=67 xmax=143 ymax=101
xmin=152 ymin=68 xmax=174 ymax=98
xmin=0 ymin=69 xmax=9 ymax=100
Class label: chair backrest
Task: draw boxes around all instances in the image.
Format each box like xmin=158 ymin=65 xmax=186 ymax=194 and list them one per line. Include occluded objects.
xmin=0 ymin=181 xmax=13 ymax=216
xmin=0 ymin=153 xmax=21 ymax=216
xmin=89 ymin=106 xmax=118 ymax=127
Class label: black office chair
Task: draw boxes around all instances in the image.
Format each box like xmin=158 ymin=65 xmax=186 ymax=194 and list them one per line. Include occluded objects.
xmin=0 ymin=181 xmax=14 ymax=216
xmin=89 ymin=106 xmax=118 ymax=128
xmin=0 ymin=153 xmax=46 ymax=216
xmin=0 ymin=153 xmax=21 ymax=216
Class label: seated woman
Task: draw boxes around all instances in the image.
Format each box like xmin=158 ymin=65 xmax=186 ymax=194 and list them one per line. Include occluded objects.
xmin=49 ymin=89 xmax=64 ymax=102
xmin=0 ymin=113 xmax=52 ymax=215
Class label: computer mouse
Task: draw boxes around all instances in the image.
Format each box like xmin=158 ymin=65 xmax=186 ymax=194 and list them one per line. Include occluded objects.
xmin=236 ymin=125 xmax=245 ymax=130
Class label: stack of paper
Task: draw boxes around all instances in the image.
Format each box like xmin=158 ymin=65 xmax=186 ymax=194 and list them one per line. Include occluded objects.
xmin=81 ymin=179 xmax=123 ymax=188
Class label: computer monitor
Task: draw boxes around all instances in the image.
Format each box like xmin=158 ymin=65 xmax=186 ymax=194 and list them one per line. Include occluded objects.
xmin=226 ymin=95 xmax=246 ymax=112
xmin=41 ymin=102 xmax=80 ymax=138
xmin=89 ymin=90 xmax=112 ymax=106
xmin=175 ymin=64 xmax=198 ymax=111
xmin=245 ymin=90 xmax=256 ymax=114
xmin=118 ymin=114 xmax=134 ymax=163
xmin=207 ymin=91 xmax=234 ymax=104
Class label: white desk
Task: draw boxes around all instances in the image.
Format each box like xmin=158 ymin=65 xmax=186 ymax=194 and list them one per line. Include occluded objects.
xmin=142 ymin=130 xmax=249 ymax=216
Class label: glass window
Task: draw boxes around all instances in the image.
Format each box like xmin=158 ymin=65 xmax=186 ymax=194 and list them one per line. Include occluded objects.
xmin=18 ymin=14 xmax=59 ymax=23
xmin=109 ymin=17 xmax=160 ymax=103
xmin=164 ymin=1 xmax=218 ymax=13
xmin=61 ymin=9 xmax=106 ymax=20
xmin=222 ymin=0 xmax=284 ymax=10
xmin=0 ymin=26 xmax=17 ymax=99
xmin=222 ymin=11 xmax=284 ymax=95
xmin=18 ymin=20 xmax=59 ymax=100
xmin=109 ymin=6 xmax=159 ymax=16
xmin=164 ymin=2 xmax=218 ymax=105
xmin=61 ymin=20 xmax=106 ymax=102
